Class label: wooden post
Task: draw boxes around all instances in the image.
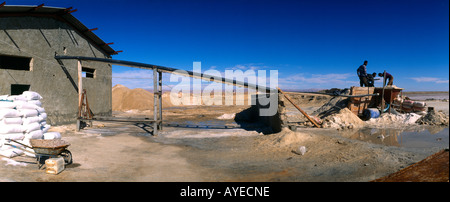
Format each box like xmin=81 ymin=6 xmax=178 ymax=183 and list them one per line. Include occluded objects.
xmin=158 ymin=71 xmax=163 ymax=130
xmin=153 ymin=67 xmax=158 ymax=135
xmin=381 ymin=70 xmax=386 ymax=114
xmin=389 ymin=90 xmax=393 ymax=114
xmin=77 ymin=60 xmax=83 ymax=131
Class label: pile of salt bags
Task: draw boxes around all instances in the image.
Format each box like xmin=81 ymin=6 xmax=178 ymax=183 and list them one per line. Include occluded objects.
xmin=0 ymin=91 xmax=61 ymax=158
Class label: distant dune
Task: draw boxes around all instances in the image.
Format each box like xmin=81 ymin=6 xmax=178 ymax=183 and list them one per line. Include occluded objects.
xmin=112 ymin=84 xmax=174 ymax=111
xmin=112 ymin=84 xmax=252 ymax=111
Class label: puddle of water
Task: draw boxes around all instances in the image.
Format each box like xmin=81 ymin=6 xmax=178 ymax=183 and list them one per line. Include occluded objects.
xmin=343 ymin=126 xmax=449 ymax=148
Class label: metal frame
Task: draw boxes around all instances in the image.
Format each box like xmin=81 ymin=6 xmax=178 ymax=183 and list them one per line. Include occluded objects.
xmin=65 ymin=57 xmax=162 ymax=134
xmin=56 ymin=55 xmax=278 ymax=135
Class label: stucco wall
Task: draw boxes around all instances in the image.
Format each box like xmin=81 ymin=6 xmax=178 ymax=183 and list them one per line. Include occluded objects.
xmin=250 ymin=92 xmax=287 ymax=133
xmin=0 ymin=16 xmax=112 ymax=125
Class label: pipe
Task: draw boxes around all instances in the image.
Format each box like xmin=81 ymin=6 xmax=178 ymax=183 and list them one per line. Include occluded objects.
xmin=54 ymin=55 xmax=277 ymax=93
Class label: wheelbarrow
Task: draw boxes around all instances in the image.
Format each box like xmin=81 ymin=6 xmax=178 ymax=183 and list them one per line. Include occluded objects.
xmin=5 ymin=139 xmax=72 ymax=169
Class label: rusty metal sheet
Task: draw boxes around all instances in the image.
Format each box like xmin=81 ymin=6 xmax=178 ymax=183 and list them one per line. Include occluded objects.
xmin=372 ymin=149 xmax=449 ymax=182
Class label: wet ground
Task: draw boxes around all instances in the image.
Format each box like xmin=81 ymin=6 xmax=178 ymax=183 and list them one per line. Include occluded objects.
xmin=341 ymin=126 xmax=449 ymax=148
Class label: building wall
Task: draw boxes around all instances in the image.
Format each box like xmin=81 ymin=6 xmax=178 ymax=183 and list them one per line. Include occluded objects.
xmin=0 ymin=16 xmax=112 ymax=125
xmin=250 ymin=93 xmax=287 ymax=133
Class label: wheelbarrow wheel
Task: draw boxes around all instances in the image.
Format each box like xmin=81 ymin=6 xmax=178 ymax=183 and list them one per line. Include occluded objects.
xmin=60 ymin=150 xmax=73 ymax=165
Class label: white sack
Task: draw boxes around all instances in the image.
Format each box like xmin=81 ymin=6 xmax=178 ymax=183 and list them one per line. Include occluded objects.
xmin=1 ymin=117 xmax=23 ymax=125
xmin=0 ymin=124 xmax=24 ymax=134
xmin=22 ymin=116 xmax=41 ymax=125
xmin=22 ymin=91 xmax=42 ymax=100
xmin=38 ymin=112 xmax=47 ymax=121
xmin=6 ymin=95 xmax=27 ymax=101
xmin=27 ymin=100 xmax=42 ymax=107
xmin=15 ymin=101 xmax=39 ymax=110
xmin=22 ymin=150 xmax=36 ymax=158
xmin=43 ymin=132 xmax=61 ymax=140
xmin=0 ymin=109 xmax=22 ymax=119
xmin=41 ymin=124 xmax=51 ymax=133
xmin=0 ymin=101 xmax=16 ymax=109
xmin=19 ymin=109 xmax=38 ymax=118
xmin=23 ymin=122 xmax=41 ymax=133
xmin=17 ymin=138 xmax=36 ymax=157
xmin=19 ymin=138 xmax=31 ymax=147
xmin=24 ymin=130 xmax=43 ymax=139
xmin=0 ymin=148 xmax=23 ymax=158
xmin=0 ymin=133 xmax=24 ymax=141
xmin=0 ymin=140 xmax=25 ymax=151
xmin=36 ymin=107 xmax=45 ymax=114
xmin=16 ymin=139 xmax=35 ymax=157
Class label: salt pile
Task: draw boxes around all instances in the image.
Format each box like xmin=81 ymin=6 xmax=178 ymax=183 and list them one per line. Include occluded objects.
xmin=0 ymin=91 xmax=61 ymax=159
xmin=217 ymin=113 xmax=236 ymax=120
xmin=415 ymin=109 xmax=449 ymax=126
xmin=321 ymin=108 xmax=366 ymax=130
xmin=366 ymin=113 xmax=422 ymax=126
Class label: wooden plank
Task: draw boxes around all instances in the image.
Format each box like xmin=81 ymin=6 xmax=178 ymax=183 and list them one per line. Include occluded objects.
xmin=76 ymin=60 xmax=83 ymax=131
xmin=77 ymin=60 xmax=83 ymax=118
xmin=348 ymin=86 xmax=376 ymax=116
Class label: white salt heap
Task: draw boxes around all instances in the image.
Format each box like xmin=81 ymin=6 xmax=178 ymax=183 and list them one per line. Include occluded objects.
xmin=366 ymin=113 xmax=422 ymax=126
xmin=321 ymin=108 xmax=366 ymax=129
xmin=217 ymin=113 xmax=236 ymax=120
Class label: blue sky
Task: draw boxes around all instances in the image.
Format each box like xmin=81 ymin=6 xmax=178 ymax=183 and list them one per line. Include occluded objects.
xmin=11 ymin=0 xmax=450 ymax=91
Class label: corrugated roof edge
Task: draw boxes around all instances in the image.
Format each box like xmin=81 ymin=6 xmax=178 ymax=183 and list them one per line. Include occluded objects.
xmin=0 ymin=5 xmax=117 ymax=56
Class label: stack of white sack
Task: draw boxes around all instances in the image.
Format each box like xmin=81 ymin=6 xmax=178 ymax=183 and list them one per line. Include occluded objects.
xmin=0 ymin=91 xmax=61 ymax=158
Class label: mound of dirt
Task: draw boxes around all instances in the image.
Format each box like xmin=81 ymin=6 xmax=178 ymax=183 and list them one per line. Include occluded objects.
xmin=112 ymin=84 xmax=173 ymax=111
xmin=258 ymin=128 xmax=311 ymax=147
xmin=321 ymin=108 xmax=366 ymax=130
xmin=416 ymin=109 xmax=449 ymax=126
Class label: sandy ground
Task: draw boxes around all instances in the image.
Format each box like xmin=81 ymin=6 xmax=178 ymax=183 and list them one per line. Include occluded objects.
xmin=0 ymin=93 xmax=448 ymax=182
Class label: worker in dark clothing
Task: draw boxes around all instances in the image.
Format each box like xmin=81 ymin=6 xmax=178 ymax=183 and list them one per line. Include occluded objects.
xmin=367 ymin=72 xmax=377 ymax=87
xmin=378 ymin=72 xmax=394 ymax=86
xmin=357 ymin=60 xmax=369 ymax=87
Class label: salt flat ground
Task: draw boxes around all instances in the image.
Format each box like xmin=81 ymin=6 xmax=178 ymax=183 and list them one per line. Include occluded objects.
xmin=0 ymin=92 xmax=448 ymax=182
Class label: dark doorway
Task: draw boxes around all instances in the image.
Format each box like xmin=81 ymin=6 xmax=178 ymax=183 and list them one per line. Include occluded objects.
xmin=11 ymin=84 xmax=30 ymax=95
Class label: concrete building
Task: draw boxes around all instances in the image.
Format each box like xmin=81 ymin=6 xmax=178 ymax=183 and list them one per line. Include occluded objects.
xmin=0 ymin=5 xmax=116 ymax=125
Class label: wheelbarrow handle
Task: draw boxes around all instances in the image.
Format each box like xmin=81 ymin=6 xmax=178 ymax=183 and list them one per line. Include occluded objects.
xmin=3 ymin=143 xmax=37 ymax=155
xmin=4 ymin=139 xmax=33 ymax=149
